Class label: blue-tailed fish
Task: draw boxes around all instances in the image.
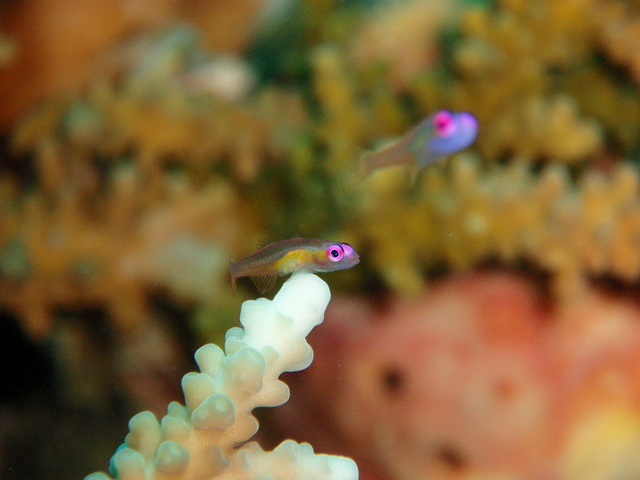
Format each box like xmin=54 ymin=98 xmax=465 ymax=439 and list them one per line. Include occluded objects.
xmin=230 ymin=238 xmax=360 ymax=293
xmin=354 ymin=110 xmax=478 ymax=183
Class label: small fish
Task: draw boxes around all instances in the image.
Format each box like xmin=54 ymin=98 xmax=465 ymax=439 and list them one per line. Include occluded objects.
xmin=230 ymin=238 xmax=360 ymax=293
xmin=355 ymin=110 xmax=478 ymax=182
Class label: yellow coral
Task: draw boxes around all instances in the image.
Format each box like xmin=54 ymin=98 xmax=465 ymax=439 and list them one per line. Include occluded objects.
xmin=348 ymin=154 xmax=640 ymax=299
xmin=561 ymin=406 xmax=640 ymax=480
xmin=416 ymin=0 xmax=624 ymax=163
xmin=596 ymin=1 xmax=640 ymax=84
xmin=349 ymin=0 xmax=455 ymax=89
xmin=0 ymin=145 xmax=257 ymax=337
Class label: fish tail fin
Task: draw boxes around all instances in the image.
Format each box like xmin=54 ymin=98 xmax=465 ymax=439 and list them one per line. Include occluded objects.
xmin=229 ymin=258 xmax=237 ymax=294
xmin=339 ymin=152 xmax=369 ymax=195
xmin=339 ymin=169 xmax=360 ymax=195
xmin=356 ymin=151 xmax=373 ymax=181
xmin=408 ymin=166 xmax=420 ymax=188
xmin=416 ymin=148 xmax=437 ymax=170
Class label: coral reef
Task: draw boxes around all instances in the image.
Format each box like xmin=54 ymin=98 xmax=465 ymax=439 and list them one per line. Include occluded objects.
xmin=0 ymin=26 xmax=274 ymax=338
xmin=7 ymin=0 xmax=640 ymax=321
xmin=272 ymin=272 xmax=640 ymax=479
xmin=595 ymin=1 xmax=640 ymax=86
xmin=5 ymin=0 xmax=640 ymax=478
xmin=0 ymin=164 xmax=254 ymax=337
xmin=0 ymin=31 xmax=16 ymax=68
xmin=444 ymin=0 xmax=606 ymax=163
xmin=86 ymin=273 xmax=358 ymax=480
xmin=349 ymin=154 xmax=640 ymax=298
xmin=0 ymin=0 xmax=267 ymax=129
xmin=348 ymin=0 xmax=456 ymax=90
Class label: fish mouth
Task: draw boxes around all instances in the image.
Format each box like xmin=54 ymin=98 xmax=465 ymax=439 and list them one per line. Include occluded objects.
xmin=461 ymin=111 xmax=478 ymax=129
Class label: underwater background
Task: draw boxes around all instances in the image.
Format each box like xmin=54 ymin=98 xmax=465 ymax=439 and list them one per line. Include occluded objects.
xmin=3 ymin=0 xmax=640 ymax=478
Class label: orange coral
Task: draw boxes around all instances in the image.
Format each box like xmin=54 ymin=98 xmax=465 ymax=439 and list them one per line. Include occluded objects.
xmin=0 ymin=0 xmax=267 ymax=130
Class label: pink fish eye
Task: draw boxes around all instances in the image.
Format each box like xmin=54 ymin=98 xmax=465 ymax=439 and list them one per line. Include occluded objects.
xmin=327 ymin=245 xmax=344 ymax=262
xmin=433 ymin=110 xmax=456 ymax=137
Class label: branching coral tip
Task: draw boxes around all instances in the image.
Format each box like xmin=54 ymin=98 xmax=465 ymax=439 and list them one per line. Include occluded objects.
xmin=84 ymin=272 xmax=359 ymax=480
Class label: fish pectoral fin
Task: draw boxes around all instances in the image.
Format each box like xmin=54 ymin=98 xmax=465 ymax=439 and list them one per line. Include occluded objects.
xmin=408 ymin=165 xmax=420 ymax=187
xmin=339 ymin=166 xmax=363 ymax=194
xmin=250 ymin=273 xmax=278 ymax=294
xmin=417 ymin=149 xmax=436 ymax=169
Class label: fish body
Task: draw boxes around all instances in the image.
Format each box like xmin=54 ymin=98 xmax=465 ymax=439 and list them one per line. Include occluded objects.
xmin=230 ymin=238 xmax=360 ymax=293
xmin=357 ymin=110 xmax=478 ymax=180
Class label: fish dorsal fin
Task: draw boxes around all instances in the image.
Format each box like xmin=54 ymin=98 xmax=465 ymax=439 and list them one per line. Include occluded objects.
xmin=256 ymin=238 xmax=273 ymax=250
xmin=250 ymin=273 xmax=278 ymax=294
xmin=339 ymin=164 xmax=364 ymax=194
xmin=257 ymin=232 xmax=299 ymax=250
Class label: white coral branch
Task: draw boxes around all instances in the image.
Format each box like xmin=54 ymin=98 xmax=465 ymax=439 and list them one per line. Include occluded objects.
xmin=85 ymin=272 xmax=358 ymax=480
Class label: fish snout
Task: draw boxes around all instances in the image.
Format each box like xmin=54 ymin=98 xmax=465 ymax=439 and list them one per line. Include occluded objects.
xmin=341 ymin=243 xmax=360 ymax=266
xmin=460 ymin=111 xmax=478 ymax=130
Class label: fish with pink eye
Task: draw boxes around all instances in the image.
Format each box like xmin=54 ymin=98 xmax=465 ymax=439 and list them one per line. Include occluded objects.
xmin=230 ymin=238 xmax=360 ymax=294
xmin=354 ymin=110 xmax=478 ymax=182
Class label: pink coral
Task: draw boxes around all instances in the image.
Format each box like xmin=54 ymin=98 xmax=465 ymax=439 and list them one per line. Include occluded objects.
xmin=270 ymin=271 xmax=640 ymax=479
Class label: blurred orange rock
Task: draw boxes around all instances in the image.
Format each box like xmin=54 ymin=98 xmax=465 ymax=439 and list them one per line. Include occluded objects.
xmin=0 ymin=0 xmax=265 ymax=130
